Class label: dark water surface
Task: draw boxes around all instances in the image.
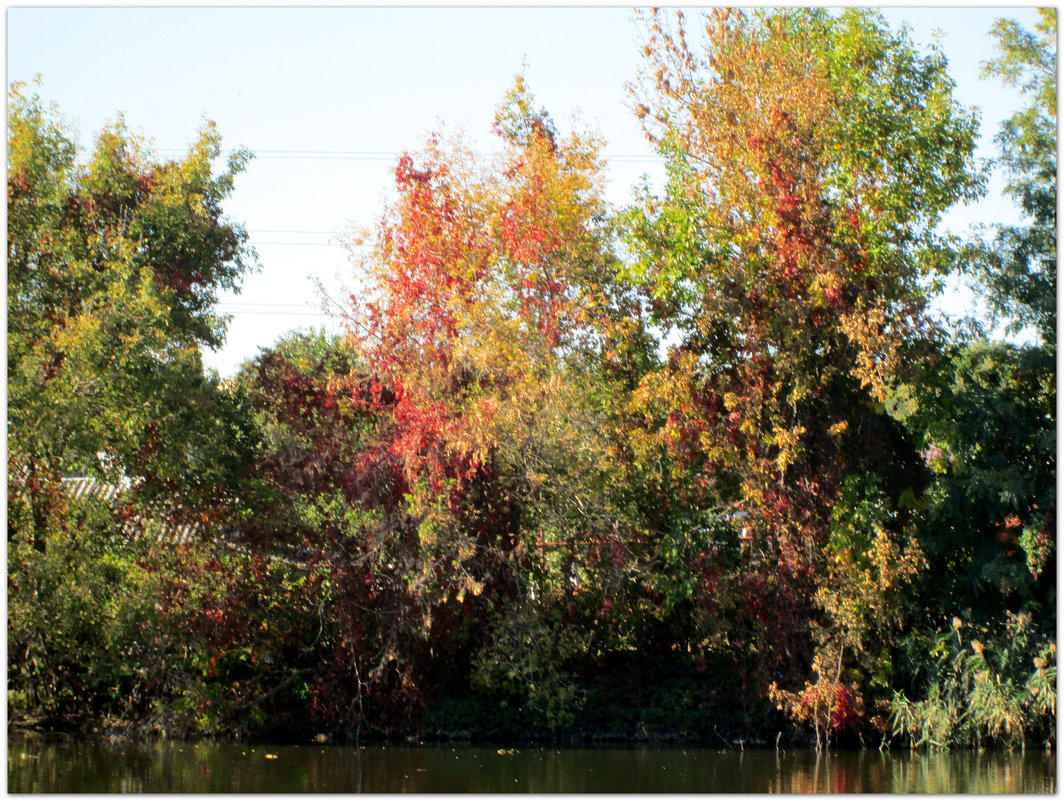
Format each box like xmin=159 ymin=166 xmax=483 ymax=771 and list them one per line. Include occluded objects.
xmin=7 ymin=735 xmax=1056 ymax=793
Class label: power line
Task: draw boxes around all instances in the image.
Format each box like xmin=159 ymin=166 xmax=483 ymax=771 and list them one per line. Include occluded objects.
xmin=253 ymin=242 xmax=344 ymax=247
xmin=248 ymin=229 xmax=339 ymax=235
xmin=218 ymin=309 xmax=332 ymax=317
xmin=156 ymin=147 xmax=665 ymax=164
xmin=219 ymin=301 xmax=321 ymax=307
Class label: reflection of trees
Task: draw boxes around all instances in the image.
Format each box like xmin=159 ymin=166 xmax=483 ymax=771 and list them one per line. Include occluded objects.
xmin=884 ymin=750 xmax=1054 ymax=794
xmin=759 ymin=748 xmax=1054 ymax=794
xmin=7 ymin=740 xmax=1057 ymax=792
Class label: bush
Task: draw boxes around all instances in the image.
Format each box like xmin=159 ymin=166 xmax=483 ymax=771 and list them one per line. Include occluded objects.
xmin=8 ymin=494 xmax=168 ymax=725
xmin=889 ymin=612 xmax=1055 ymax=748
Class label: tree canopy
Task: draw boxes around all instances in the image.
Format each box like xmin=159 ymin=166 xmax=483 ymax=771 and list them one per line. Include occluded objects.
xmin=976 ymin=8 xmax=1056 ymax=345
xmin=8 ymin=81 xmax=255 ymax=543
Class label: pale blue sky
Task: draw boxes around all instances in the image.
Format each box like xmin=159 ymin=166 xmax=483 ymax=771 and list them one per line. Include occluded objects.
xmin=8 ymin=6 xmax=1044 ymax=376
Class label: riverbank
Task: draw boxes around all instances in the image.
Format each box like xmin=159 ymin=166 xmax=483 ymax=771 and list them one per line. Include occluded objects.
xmin=7 ymin=650 xmax=798 ymax=750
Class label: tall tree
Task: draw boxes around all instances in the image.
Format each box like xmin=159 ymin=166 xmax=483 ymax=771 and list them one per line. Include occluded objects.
xmin=626 ymin=8 xmax=983 ymax=738
xmin=233 ymin=79 xmax=637 ymax=734
xmin=895 ymin=9 xmax=1056 ymax=644
xmin=977 ymin=8 xmax=1056 ymax=346
xmin=7 ymin=82 xmax=255 ymax=548
xmin=7 ymin=83 xmax=257 ymax=733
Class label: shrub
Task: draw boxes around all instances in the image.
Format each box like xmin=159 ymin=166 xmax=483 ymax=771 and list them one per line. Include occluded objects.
xmin=889 ymin=612 xmax=1055 ymax=748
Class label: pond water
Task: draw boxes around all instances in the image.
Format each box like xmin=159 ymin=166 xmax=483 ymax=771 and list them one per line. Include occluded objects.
xmin=7 ymin=735 xmax=1056 ymax=793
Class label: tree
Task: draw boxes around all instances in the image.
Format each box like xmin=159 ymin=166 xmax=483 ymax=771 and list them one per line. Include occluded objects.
xmin=894 ymin=7 xmax=1056 ymax=656
xmin=7 ymin=83 xmax=257 ymax=729
xmin=317 ymin=78 xmax=653 ymax=732
xmin=976 ymin=9 xmax=1056 ymax=346
xmin=7 ymin=81 xmax=256 ymax=549
xmin=232 ymin=330 xmax=434 ymax=735
xmin=625 ymin=8 xmax=983 ymax=738
xmin=897 ymin=341 xmax=1055 ymax=621
xmin=873 ymin=13 xmax=1057 ymax=748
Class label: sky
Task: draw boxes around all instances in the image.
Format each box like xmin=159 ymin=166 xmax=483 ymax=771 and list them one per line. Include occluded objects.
xmin=7 ymin=5 xmax=1044 ymax=377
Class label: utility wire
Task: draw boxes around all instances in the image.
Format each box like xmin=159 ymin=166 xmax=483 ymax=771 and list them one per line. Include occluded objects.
xmin=254 ymin=242 xmax=344 ymax=247
xmin=248 ymin=229 xmax=339 ymax=235
xmin=219 ymin=301 xmax=321 ymax=307
xmin=219 ymin=310 xmax=325 ymax=315
xmin=156 ymin=147 xmax=665 ymax=164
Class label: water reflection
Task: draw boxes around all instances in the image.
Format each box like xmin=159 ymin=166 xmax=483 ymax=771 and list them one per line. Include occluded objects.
xmin=7 ymin=736 xmax=1056 ymax=793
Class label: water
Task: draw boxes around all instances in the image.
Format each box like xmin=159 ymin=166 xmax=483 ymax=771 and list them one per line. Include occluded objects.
xmin=7 ymin=735 xmax=1056 ymax=793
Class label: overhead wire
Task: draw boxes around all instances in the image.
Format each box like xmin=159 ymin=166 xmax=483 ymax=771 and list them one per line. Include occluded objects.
xmin=154 ymin=146 xmax=665 ymax=164
xmin=168 ymin=148 xmax=664 ymax=321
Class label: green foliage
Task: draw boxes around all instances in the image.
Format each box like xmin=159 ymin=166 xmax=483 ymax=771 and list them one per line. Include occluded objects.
xmin=7 ymin=497 xmax=169 ymax=723
xmin=900 ymin=341 xmax=1055 ymax=619
xmin=974 ymin=10 xmax=1056 ymax=344
xmin=8 ymin=80 xmax=256 ymax=547
xmin=472 ymin=604 xmax=589 ymax=731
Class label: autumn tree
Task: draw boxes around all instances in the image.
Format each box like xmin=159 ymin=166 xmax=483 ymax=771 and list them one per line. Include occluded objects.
xmin=626 ymin=8 xmax=983 ymax=739
xmin=227 ymin=79 xmax=640 ymax=734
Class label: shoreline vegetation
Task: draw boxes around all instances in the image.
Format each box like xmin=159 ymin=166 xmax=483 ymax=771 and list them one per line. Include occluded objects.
xmin=8 ymin=9 xmax=1055 ymax=752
